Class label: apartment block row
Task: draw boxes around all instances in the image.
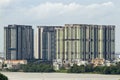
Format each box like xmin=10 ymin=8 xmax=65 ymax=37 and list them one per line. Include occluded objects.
xmin=4 ymin=24 xmax=115 ymax=63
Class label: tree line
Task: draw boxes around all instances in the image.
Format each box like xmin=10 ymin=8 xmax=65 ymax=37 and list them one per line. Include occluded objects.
xmin=3 ymin=62 xmax=120 ymax=74
xmin=67 ymin=62 xmax=120 ymax=74
xmin=20 ymin=63 xmax=54 ymax=72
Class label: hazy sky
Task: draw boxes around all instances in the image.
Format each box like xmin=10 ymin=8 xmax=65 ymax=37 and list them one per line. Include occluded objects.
xmin=0 ymin=0 xmax=120 ymax=52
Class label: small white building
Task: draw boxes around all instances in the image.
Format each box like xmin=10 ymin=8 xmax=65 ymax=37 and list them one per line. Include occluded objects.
xmin=53 ymin=59 xmax=62 ymax=70
xmin=115 ymin=53 xmax=120 ymax=59
xmin=0 ymin=57 xmax=4 ymax=69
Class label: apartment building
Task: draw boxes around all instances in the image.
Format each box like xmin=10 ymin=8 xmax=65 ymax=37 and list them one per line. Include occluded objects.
xmin=4 ymin=25 xmax=34 ymax=60
xmin=35 ymin=24 xmax=115 ymax=63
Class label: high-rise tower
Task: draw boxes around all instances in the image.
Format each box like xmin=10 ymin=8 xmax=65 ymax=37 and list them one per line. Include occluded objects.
xmin=56 ymin=24 xmax=115 ymax=62
xmin=35 ymin=26 xmax=62 ymax=61
xmin=4 ymin=25 xmax=34 ymax=60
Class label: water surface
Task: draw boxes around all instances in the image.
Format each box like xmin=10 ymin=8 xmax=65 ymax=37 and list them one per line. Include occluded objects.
xmin=1 ymin=72 xmax=120 ymax=80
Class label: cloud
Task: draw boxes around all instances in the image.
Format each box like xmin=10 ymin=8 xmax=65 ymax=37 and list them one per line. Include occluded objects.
xmin=26 ymin=2 xmax=114 ymax=19
xmin=102 ymin=1 xmax=114 ymax=6
xmin=1 ymin=1 xmax=115 ymax=24
xmin=10 ymin=1 xmax=112 ymax=25
xmin=0 ymin=0 xmax=14 ymax=7
xmin=0 ymin=0 xmax=16 ymax=16
xmin=1 ymin=1 xmax=112 ymax=25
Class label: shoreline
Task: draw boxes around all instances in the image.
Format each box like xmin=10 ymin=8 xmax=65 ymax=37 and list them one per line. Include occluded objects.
xmin=1 ymin=71 xmax=120 ymax=75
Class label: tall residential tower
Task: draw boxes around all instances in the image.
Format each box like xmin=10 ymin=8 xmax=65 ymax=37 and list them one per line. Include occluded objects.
xmin=56 ymin=24 xmax=115 ymax=62
xmin=35 ymin=26 xmax=62 ymax=61
xmin=4 ymin=25 xmax=34 ymax=60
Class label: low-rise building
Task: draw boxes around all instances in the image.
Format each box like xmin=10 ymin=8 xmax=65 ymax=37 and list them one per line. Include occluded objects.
xmin=91 ymin=58 xmax=105 ymax=67
xmin=4 ymin=60 xmax=27 ymax=69
xmin=53 ymin=59 xmax=89 ymax=70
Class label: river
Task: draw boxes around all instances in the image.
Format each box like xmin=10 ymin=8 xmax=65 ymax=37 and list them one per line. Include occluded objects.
xmin=1 ymin=72 xmax=120 ymax=80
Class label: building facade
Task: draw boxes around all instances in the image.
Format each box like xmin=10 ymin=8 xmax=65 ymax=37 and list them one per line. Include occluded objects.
xmin=35 ymin=26 xmax=62 ymax=61
xmin=56 ymin=24 xmax=115 ymax=63
xmin=4 ymin=25 xmax=34 ymax=60
xmin=35 ymin=24 xmax=115 ymax=63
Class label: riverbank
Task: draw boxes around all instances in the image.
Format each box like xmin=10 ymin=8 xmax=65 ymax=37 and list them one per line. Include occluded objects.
xmin=1 ymin=72 xmax=120 ymax=80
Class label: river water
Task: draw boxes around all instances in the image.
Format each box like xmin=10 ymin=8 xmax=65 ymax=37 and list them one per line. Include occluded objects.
xmin=1 ymin=72 xmax=120 ymax=80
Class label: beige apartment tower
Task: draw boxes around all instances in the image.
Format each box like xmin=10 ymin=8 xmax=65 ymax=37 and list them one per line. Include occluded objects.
xmin=56 ymin=24 xmax=115 ymax=62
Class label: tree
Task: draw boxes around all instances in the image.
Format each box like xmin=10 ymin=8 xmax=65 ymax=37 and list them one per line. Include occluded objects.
xmin=116 ymin=62 xmax=120 ymax=74
xmin=67 ymin=64 xmax=85 ymax=73
xmin=110 ymin=65 xmax=117 ymax=74
xmin=103 ymin=67 xmax=111 ymax=74
xmin=0 ymin=73 xmax=8 ymax=80
xmin=85 ymin=64 xmax=94 ymax=72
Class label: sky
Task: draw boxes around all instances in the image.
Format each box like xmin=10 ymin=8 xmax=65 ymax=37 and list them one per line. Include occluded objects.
xmin=0 ymin=0 xmax=120 ymax=52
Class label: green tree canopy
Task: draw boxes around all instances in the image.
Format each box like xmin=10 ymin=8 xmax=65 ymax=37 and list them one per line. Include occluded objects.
xmin=0 ymin=73 xmax=8 ymax=80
